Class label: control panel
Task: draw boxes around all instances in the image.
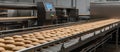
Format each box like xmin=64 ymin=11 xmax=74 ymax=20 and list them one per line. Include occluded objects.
xmin=45 ymin=2 xmax=56 ymax=20
xmin=37 ymin=2 xmax=56 ymax=25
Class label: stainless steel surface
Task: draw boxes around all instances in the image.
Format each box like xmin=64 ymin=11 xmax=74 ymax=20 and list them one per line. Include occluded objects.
xmin=90 ymin=2 xmax=120 ymax=17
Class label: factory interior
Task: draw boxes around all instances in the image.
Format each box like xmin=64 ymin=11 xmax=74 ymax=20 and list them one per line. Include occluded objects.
xmin=0 ymin=0 xmax=120 ymax=52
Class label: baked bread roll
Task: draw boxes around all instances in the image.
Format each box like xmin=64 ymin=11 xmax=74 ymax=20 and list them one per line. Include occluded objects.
xmin=0 ymin=39 xmax=4 ymax=43
xmin=24 ymin=38 xmax=30 ymax=40
xmin=14 ymin=38 xmax=24 ymax=42
xmin=36 ymin=36 xmax=45 ymax=40
xmin=12 ymin=46 xmax=25 ymax=51
xmin=4 ymin=40 xmax=15 ymax=44
xmin=32 ymin=42 xmax=40 ymax=46
xmin=28 ymin=33 xmax=34 ymax=36
xmin=5 ymin=44 xmax=16 ymax=50
xmin=30 ymin=36 xmax=36 ymax=38
xmin=24 ymin=44 xmax=34 ymax=48
xmin=52 ymin=37 xmax=59 ymax=40
xmin=4 ymin=50 xmax=13 ymax=52
xmin=14 ymin=42 xmax=25 ymax=46
xmin=13 ymin=35 xmax=22 ymax=39
xmin=4 ymin=37 xmax=13 ymax=40
xmin=43 ymin=35 xmax=51 ymax=38
xmin=45 ymin=38 xmax=54 ymax=42
xmin=0 ymin=43 xmax=5 ymax=47
xmin=0 ymin=47 xmax=5 ymax=52
xmin=22 ymin=35 xmax=29 ymax=38
xmin=38 ymin=40 xmax=47 ymax=44
xmin=33 ymin=32 xmax=40 ymax=35
xmin=23 ymin=40 xmax=32 ymax=44
xmin=30 ymin=39 xmax=39 ymax=42
xmin=50 ymin=34 xmax=56 ymax=37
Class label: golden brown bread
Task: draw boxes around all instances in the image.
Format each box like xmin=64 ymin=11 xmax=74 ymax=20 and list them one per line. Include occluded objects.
xmin=14 ymin=42 xmax=25 ymax=46
xmin=4 ymin=37 xmax=13 ymax=40
xmin=23 ymin=40 xmax=32 ymax=44
xmin=0 ymin=47 xmax=5 ymax=52
xmin=13 ymin=35 xmax=22 ymax=39
xmin=32 ymin=42 xmax=40 ymax=46
xmin=5 ymin=44 xmax=16 ymax=50
xmin=30 ymin=39 xmax=39 ymax=42
xmin=22 ymin=35 xmax=29 ymax=38
xmin=4 ymin=50 xmax=13 ymax=52
xmin=14 ymin=38 xmax=24 ymax=42
xmin=36 ymin=36 xmax=45 ymax=40
xmin=45 ymin=38 xmax=54 ymax=42
xmin=4 ymin=40 xmax=15 ymax=44
xmin=0 ymin=39 xmax=4 ymax=43
xmin=0 ymin=43 xmax=5 ymax=47
xmin=24 ymin=44 xmax=34 ymax=48
xmin=38 ymin=40 xmax=47 ymax=44
xmin=24 ymin=38 xmax=30 ymax=40
xmin=12 ymin=46 xmax=25 ymax=51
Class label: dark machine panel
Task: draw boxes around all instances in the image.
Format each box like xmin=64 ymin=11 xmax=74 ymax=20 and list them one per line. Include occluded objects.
xmin=37 ymin=2 xmax=56 ymax=25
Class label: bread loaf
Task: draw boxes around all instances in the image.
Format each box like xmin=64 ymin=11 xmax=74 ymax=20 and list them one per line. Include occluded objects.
xmin=43 ymin=35 xmax=50 ymax=38
xmin=14 ymin=38 xmax=24 ymax=42
xmin=36 ymin=36 xmax=45 ymax=40
xmin=38 ymin=40 xmax=47 ymax=44
xmin=30 ymin=36 xmax=36 ymax=38
xmin=33 ymin=32 xmax=40 ymax=35
xmin=31 ymin=39 xmax=39 ymax=42
xmin=0 ymin=39 xmax=4 ymax=43
xmin=13 ymin=35 xmax=22 ymax=39
xmin=23 ymin=40 xmax=32 ymax=44
xmin=4 ymin=40 xmax=14 ymax=44
xmin=14 ymin=42 xmax=25 ymax=46
xmin=4 ymin=37 xmax=13 ymax=40
xmin=32 ymin=42 xmax=40 ymax=46
xmin=24 ymin=44 xmax=34 ymax=48
xmin=45 ymin=38 xmax=54 ymax=42
xmin=24 ymin=38 xmax=30 ymax=40
xmin=0 ymin=47 xmax=5 ymax=52
xmin=52 ymin=37 xmax=59 ymax=40
xmin=13 ymin=46 xmax=25 ymax=51
xmin=28 ymin=33 xmax=34 ymax=36
xmin=4 ymin=50 xmax=13 ymax=52
xmin=22 ymin=35 xmax=29 ymax=38
xmin=0 ymin=43 xmax=5 ymax=47
xmin=5 ymin=44 xmax=16 ymax=50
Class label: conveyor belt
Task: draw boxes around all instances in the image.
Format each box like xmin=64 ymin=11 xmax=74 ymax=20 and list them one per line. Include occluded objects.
xmin=0 ymin=16 xmax=37 ymax=22
xmin=0 ymin=18 xmax=119 ymax=52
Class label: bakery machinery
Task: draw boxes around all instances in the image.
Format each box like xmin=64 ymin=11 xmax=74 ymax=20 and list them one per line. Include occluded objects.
xmin=0 ymin=1 xmax=79 ymax=30
xmin=0 ymin=1 xmax=56 ymax=30
xmin=55 ymin=6 xmax=79 ymax=23
xmin=0 ymin=1 xmax=119 ymax=52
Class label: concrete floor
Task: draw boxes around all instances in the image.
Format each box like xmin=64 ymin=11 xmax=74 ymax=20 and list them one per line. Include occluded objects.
xmin=96 ymin=44 xmax=120 ymax=52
